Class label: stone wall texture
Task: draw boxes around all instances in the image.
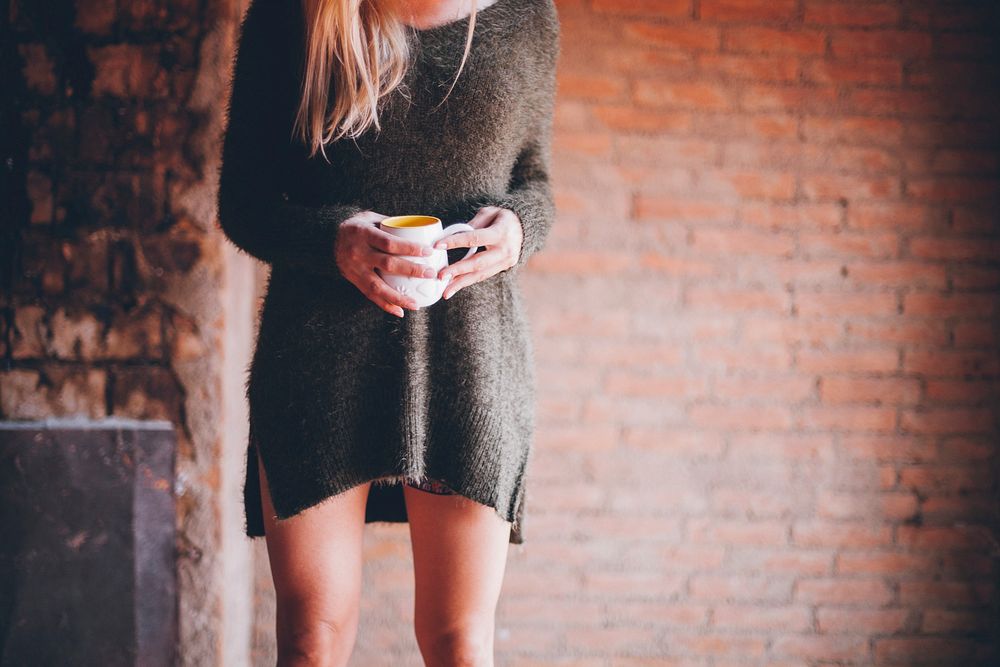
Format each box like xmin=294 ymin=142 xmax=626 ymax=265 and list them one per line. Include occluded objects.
xmin=4 ymin=0 xmax=999 ymax=665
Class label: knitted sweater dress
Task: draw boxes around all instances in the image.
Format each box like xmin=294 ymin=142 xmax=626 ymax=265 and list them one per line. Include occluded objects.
xmin=216 ymin=0 xmax=560 ymax=544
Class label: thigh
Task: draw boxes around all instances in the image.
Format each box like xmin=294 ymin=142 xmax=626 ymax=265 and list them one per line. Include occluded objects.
xmin=257 ymin=449 xmax=370 ymax=633
xmin=403 ymin=483 xmax=512 ymax=627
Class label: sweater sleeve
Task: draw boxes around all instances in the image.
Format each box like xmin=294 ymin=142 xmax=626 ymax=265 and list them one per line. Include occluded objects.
xmin=216 ymin=0 xmax=365 ymax=279
xmin=467 ymin=11 xmax=559 ymax=271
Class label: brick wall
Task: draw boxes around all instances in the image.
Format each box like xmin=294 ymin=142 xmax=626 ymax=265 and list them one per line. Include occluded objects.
xmin=476 ymin=0 xmax=998 ymax=664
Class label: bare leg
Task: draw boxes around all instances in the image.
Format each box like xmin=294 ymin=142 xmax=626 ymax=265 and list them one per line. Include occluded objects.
xmin=258 ymin=450 xmax=371 ymax=667
xmin=404 ymin=483 xmax=512 ymax=666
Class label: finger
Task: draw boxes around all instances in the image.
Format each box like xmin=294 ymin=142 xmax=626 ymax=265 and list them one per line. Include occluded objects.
xmin=350 ymin=272 xmax=404 ymax=317
xmin=367 ymin=272 xmax=421 ymax=311
xmin=366 ymin=227 xmax=433 ymax=257
xmin=434 ymin=225 xmax=503 ymax=252
xmin=465 ymin=206 xmax=502 ymax=229
xmin=376 ymin=253 xmax=437 ymax=279
xmin=438 ymin=247 xmax=505 ymax=280
xmin=443 ymin=270 xmax=490 ymax=300
xmin=374 ymin=297 xmax=404 ymax=318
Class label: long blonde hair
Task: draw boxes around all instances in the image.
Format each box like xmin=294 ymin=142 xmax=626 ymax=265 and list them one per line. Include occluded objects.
xmin=293 ymin=0 xmax=478 ymax=161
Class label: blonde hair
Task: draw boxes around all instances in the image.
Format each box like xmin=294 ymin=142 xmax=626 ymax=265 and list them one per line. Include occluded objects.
xmin=293 ymin=0 xmax=478 ymax=161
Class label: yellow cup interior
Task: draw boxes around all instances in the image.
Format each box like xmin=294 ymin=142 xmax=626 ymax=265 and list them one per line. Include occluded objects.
xmin=381 ymin=215 xmax=441 ymax=228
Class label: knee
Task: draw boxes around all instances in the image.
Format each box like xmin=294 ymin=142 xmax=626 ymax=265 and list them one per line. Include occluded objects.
xmin=277 ymin=616 xmax=358 ymax=667
xmin=415 ymin=623 xmax=494 ymax=667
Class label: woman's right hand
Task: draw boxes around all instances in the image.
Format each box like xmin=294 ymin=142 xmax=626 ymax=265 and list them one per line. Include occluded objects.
xmin=335 ymin=211 xmax=439 ymax=317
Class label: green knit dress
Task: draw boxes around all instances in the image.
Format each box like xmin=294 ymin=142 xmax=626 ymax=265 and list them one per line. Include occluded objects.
xmin=217 ymin=0 xmax=559 ymax=545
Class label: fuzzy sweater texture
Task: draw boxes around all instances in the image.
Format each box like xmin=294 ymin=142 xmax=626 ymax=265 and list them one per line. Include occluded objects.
xmin=217 ymin=0 xmax=560 ymax=544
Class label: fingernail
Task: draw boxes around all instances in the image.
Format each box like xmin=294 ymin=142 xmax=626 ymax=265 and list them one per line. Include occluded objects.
xmin=422 ymin=267 xmax=436 ymax=278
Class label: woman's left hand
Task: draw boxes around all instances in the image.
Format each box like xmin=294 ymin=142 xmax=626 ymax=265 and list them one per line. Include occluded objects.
xmin=433 ymin=206 xmax=523 ymax=299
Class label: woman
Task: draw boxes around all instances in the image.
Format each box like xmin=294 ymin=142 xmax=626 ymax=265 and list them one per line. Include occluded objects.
xmin=216 ymin=0 xmax=559 ymax=663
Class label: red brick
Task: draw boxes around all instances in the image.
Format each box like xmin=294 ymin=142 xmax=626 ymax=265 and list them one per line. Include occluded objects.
xmin=692 ymin=341 xmax=793 ymax=372
xmin=796 ymin=577 xmax=893 ymax=605
xmin=803 ymin=116 xmax=905 ymax=145
xmin=582 ymin=569 xmax=686 ymax=596
xmin=672 ymin=633 xmax=768 ymax=657
xmin=801 ymin=405 xmax=897 ymax=432
xmin=591 ymin=0 xmax=690 ymax=17
xmin=900 ymin=407 xmax=996 ymax=434
xmin=710 ymin=488 xmax=797 ymax=517
xmin=899 ymin=465 xmax=994 ymax=492
xmin=817 ymin=608 xmax=908 ymax=634
xmin=618 ymin=136 xmax=719 ymax=165
xmin=804 ymin=2 xmax=901 ymax=27
xmin=801 ymin=174 xmax=901 ymax=200
xmin=835 ymin=550 xmax=934 ymax=575
xmin=729 ymin=433 xmax=835 ymax=460
xmin=730 ymin=549 xmax=833 ymax=576
xmin=802 ymin=232 xmax=900 ymax=260
xmin=845 ymin=261 xmax=947 ymax=288
xmin=742 ymin=84 xmax=839 ymax=112
xmin=952 ymin=207 xmax=1000 ymax=233
xmin=624 ymin=23 xmax=721 ymax=50
xmin=742 ymin=203 xmax=842 ymax=230
xmin=558 ymin=72 xmax=628 ymax=100
xmin=772 ymin=635 xmax=871 ymax=663
xmin=793 ymin=520 xmax=892 ymax=548
xmin=689 ymin=403 xmax=795 ymax=430
xmin=799 ymin=290 xmax=899 ymax=317
xmin=698 ymin=54 xmax=800 ymax=82
xmin=605 ymin=371 xmax=710 ymax=398
xmin=691 ymin=227 xmax=795 ymax=254
xmin=634 ymin=196 xmax=734 ymax=222
xmin=874 ymin=637 xmax=987 ymax=664
xmin=563 ymin=626 xmax=660 ymax=654
xmin=634 ymin=80 xmax=733 ymax=110
xmin=903 ymin=292 xmax=997 ymax=318
xmin=906 ymin=175 xmax=1000 ymax=202
xmin=909 ymin=237 xmax=1000 ymax=261
xmin=530 ymin=250 xmax=632 ymax=274
xmin=701 ymin=0 xmax=798 ymax=22
xmin=925 ymin=378 xmax=996 ymax=405
xmin=897 ymin=525 xmax=988 ymax=550
xmin=839 ymin=435 xmax=936 ymax=462
xmin=819 ymin=377 xmax=920 ymax=405
xmin=803 ymin=58 xmax=902 ymax=85
xmin=899 ymin=580 xmax=992 ymax=607
xmin=537 ymin=425 xmax=618 ymax=450
xmin=831 ymin=29 xmax=933 ymax=57
xmin=922 ymin=609 xmax=990 ymax=634
xmin=592 ymin=105 xmax=692 ymax=132
xmin=797 ymin=348 xmax=899 ymax=374
xmin=687 ymin=284 xmax=789 ymax=313
xmin=608 ymin=601 xmax=709 ymax=626
xmin=950 ymin=266 xmax=1000 ymax=291
xmin=713 ymin=604 xmax=811 ymax=631
xmin=623 ymin=428 xmax=726 ymax=458
xmin=715 ymin=376 xmax=815 ymax=402
xmin=848 ymin=320 xmax=950 ymax=346
xmin=847 ymin=203 xmax=928 ymax=231
xmin=688 ymin=518 xmax=789 ymax=546
xmin=725 ymin=27 xmax=827 ymax=54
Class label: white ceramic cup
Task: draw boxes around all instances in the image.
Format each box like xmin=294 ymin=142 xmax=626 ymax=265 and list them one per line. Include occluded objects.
xmin=375 ymin=215 xmax=479 ymax=308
